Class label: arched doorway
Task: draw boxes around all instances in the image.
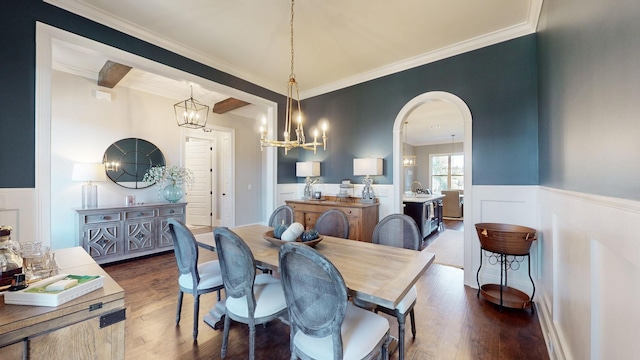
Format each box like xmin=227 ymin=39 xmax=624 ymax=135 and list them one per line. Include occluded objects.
xmin=392 ymin=91 xmax=474 ymax=282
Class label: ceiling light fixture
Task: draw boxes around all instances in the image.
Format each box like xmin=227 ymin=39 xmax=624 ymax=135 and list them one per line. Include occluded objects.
xmin=403 ymin=121 xmax=416 ymax=167
xmin=174 ymin=85 xmax=209 ymax=129
xmin=451 ymin=134 xmax=455 ymax=155
xmin=259 ymin=0 xmax=327 ymax=154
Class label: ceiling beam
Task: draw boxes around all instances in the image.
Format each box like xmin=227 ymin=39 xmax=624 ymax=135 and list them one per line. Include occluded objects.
xmin=212 ymin=98 xmax=250 ymax=114
xmin=98 ymin=60 xmax=132 ymax=88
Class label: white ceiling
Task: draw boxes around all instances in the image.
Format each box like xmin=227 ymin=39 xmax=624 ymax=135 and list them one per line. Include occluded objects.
xmin=47 ymin=0 xmax=542 ymax=144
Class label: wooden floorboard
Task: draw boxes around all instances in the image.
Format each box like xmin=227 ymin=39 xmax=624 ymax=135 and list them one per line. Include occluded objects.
xmin=103 ymin=222 xmax=548 ymax=360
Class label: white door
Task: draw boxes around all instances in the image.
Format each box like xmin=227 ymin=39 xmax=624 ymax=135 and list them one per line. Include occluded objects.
xmin=185 ymin=139 xmax=214 ymax=226
xmin=220 ymin=133 xmax=234 ymax=227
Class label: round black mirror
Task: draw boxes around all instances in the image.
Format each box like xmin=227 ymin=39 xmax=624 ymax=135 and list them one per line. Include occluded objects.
xmin=103 ymin=138 xmax=165 ymax=189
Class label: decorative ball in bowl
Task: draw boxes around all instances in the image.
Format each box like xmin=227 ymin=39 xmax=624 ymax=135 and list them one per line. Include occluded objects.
xmin=263 ymin=230 xmax=323 ymax=248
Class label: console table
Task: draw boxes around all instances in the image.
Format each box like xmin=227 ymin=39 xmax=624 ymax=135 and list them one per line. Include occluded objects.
xmin=76 ymin=203 xmax=186 ymax=264
xmin=285 ymin=197 xmax=379 ymax=242
xmin=0 ymin=247 xmax=125 ymax=359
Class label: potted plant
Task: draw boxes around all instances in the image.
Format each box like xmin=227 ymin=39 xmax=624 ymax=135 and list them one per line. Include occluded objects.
xmin=142 ymin=165 xmax=194 ymax=203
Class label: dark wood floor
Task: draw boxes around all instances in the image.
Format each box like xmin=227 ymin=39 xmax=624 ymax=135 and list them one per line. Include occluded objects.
xmin=103 ymin=220 xmax=549 ymax=360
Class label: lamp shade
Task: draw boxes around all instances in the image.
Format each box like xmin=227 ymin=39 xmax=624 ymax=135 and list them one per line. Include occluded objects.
xmin=72 ymin=163 xmax=107 ymax=182
xmin=296 ymin=161 xmax=320 ymax=177
xmin=353 ymin=158 xmax=383 ymax=176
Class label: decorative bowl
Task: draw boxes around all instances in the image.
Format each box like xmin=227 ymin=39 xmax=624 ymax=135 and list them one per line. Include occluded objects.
xmin=475 ymin=223 xmax=537 ymax=255
xmin=263 ymin=230 xmax=323 ymax=248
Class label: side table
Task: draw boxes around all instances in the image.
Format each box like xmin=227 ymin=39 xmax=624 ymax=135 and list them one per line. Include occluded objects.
xmin=474 ymin=223 xmax=537 ymax=314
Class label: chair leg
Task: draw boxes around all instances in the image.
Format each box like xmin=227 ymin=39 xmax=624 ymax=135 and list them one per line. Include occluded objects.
xmin=176 ymin=291 xmax=184 ymax=325
xmin=383 ymin=332 xmax=391 ymax=360
xmin=249 ymin=323 xmax=256 ymax=360
xmin=397 ymin=312 xmax=406 ymax=360
xmin=193 ymin=294 xmax=200 ymax=340
xmin=409 ymin=308 xmax=416 ymax=338
xmin=221 ymin=313 xmax=231 ymax=358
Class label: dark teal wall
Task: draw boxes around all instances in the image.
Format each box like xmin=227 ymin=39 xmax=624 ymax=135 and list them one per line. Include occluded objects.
xmin=0 ymin=2 xmax=37 ymax=187
xmin=0 ymin=0 xmax=284 ymax=188
xmin=287 ymin=35 xmax=539 ymax=185
xmin=538 ymin=0 xmax=640 ymax=200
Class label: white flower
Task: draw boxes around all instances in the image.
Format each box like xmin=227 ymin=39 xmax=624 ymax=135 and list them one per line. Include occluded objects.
xmin=143 ymin=165 xmax=195 ymax=188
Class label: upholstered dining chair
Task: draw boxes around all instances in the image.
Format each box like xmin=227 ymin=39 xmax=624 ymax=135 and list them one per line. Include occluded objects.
xmin=261 ymin=205 xmax=296 ymax=274
xmin=213 ymin=227 xmax=288 ymax=360
xmin=268 ymin=204 xmax=294 ymax=227
xmin=279 ymin=242 xmax=390 ymax=360
xmin=355 ymin=213 xmax=421 ymax=360
xmin=167 ymin=218 xmax=224 ymax=341
xmin=315 ymin=209 xmax=350 ymax=239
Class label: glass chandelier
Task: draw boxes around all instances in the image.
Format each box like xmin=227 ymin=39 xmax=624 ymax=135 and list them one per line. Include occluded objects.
xmin=260 ymin=0 xmax=327 ymax=155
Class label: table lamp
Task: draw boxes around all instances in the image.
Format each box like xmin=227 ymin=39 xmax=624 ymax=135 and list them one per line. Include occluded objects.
xmin=72 ymin=163 xmax=107 ymax=208
xmin=296 ymin=161 xmax=320 ymax=200
xmin=353 ymin=158 xmax=383 ymax=203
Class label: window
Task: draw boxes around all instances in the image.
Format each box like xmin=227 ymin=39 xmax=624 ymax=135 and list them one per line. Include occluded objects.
xmin=430 ymin=154 xmax=464 ymax=193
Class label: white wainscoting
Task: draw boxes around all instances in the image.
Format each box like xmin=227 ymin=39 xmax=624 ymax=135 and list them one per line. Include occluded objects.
xmin=466 ymin=186 xmax=540 ymax=293
xmin=537 ymin=187 xmax=640 ymax=360
xmin=0 ymin=189 xmax=39 ymax=246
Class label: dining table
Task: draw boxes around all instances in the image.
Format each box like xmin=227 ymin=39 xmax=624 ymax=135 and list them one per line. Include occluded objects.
xmin=196 ymin=224 xmax=435 ymax=331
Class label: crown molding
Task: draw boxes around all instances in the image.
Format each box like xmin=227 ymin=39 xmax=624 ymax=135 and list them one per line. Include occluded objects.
xmin=52 ymin=61 xmax=97 ymax=80
xmin=301 ymin=20 xmax=539 ymax=99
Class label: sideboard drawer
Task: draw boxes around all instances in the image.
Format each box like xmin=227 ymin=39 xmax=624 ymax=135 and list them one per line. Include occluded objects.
xmin=83 ymin=212 xmax=122 ymax=224
xmin=158 ymin=206 xmax=184 ymax=216
xmin=124 ymin=209 xmax=155 ymax=220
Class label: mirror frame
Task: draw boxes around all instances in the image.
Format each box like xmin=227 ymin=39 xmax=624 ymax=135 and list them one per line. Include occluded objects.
xmin=103 ymin=138 xmax=165 ymax=189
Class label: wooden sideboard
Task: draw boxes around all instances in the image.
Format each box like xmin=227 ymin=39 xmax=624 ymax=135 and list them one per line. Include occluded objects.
xmin=0 ymin=247 xmax=125 ymax=359
xmin=76 ymin=202 xmax=186 ymax=264
xmin=285 ymin=197 xmax=379 ymax=242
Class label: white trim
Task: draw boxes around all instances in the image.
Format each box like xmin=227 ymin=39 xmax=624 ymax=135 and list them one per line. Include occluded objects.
xmin=36 ymin=24 xmax=53 ymax=246
xmin=540 ymin=186 xmax=640 ymax=214
xmin=392 ymin=91 xmax=474 ymax=283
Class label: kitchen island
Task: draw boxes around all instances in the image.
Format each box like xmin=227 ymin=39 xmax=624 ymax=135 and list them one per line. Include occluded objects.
xmin=403 ymin=194 xmax=445 ymax=239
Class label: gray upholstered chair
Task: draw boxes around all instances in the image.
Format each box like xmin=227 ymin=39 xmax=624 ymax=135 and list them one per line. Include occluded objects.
xmin=167 ymin=218 xmax=224 ymax=340
xmin=268 ymin=204 xmax=294 ymax=227
xmin=315 ymin=209 xmax=350 ymax=239
xmin=262 ymin=205 xmax=295 ymax=274
xmin=213 ymin=227 xmax=288 ymax=359
xmin=279 ymin=242 xmax=390 ymax=360
xmin=356 ymin=213 xmax=421 ymax=360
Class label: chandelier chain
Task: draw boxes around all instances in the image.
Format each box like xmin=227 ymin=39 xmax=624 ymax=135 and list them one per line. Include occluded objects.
xmin=290 ymin=0 xmax=295 ymax=79
xmin=258 ymin=0 xmax=327 ymax=154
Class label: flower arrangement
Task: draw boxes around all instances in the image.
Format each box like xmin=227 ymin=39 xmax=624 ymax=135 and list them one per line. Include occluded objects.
xmin=142 ymin=165 xmax=195 ymax=188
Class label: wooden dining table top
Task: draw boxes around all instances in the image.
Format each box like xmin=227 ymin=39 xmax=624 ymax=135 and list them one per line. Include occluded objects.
xmin=197 ymin=224 xmax=435 ymax=310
